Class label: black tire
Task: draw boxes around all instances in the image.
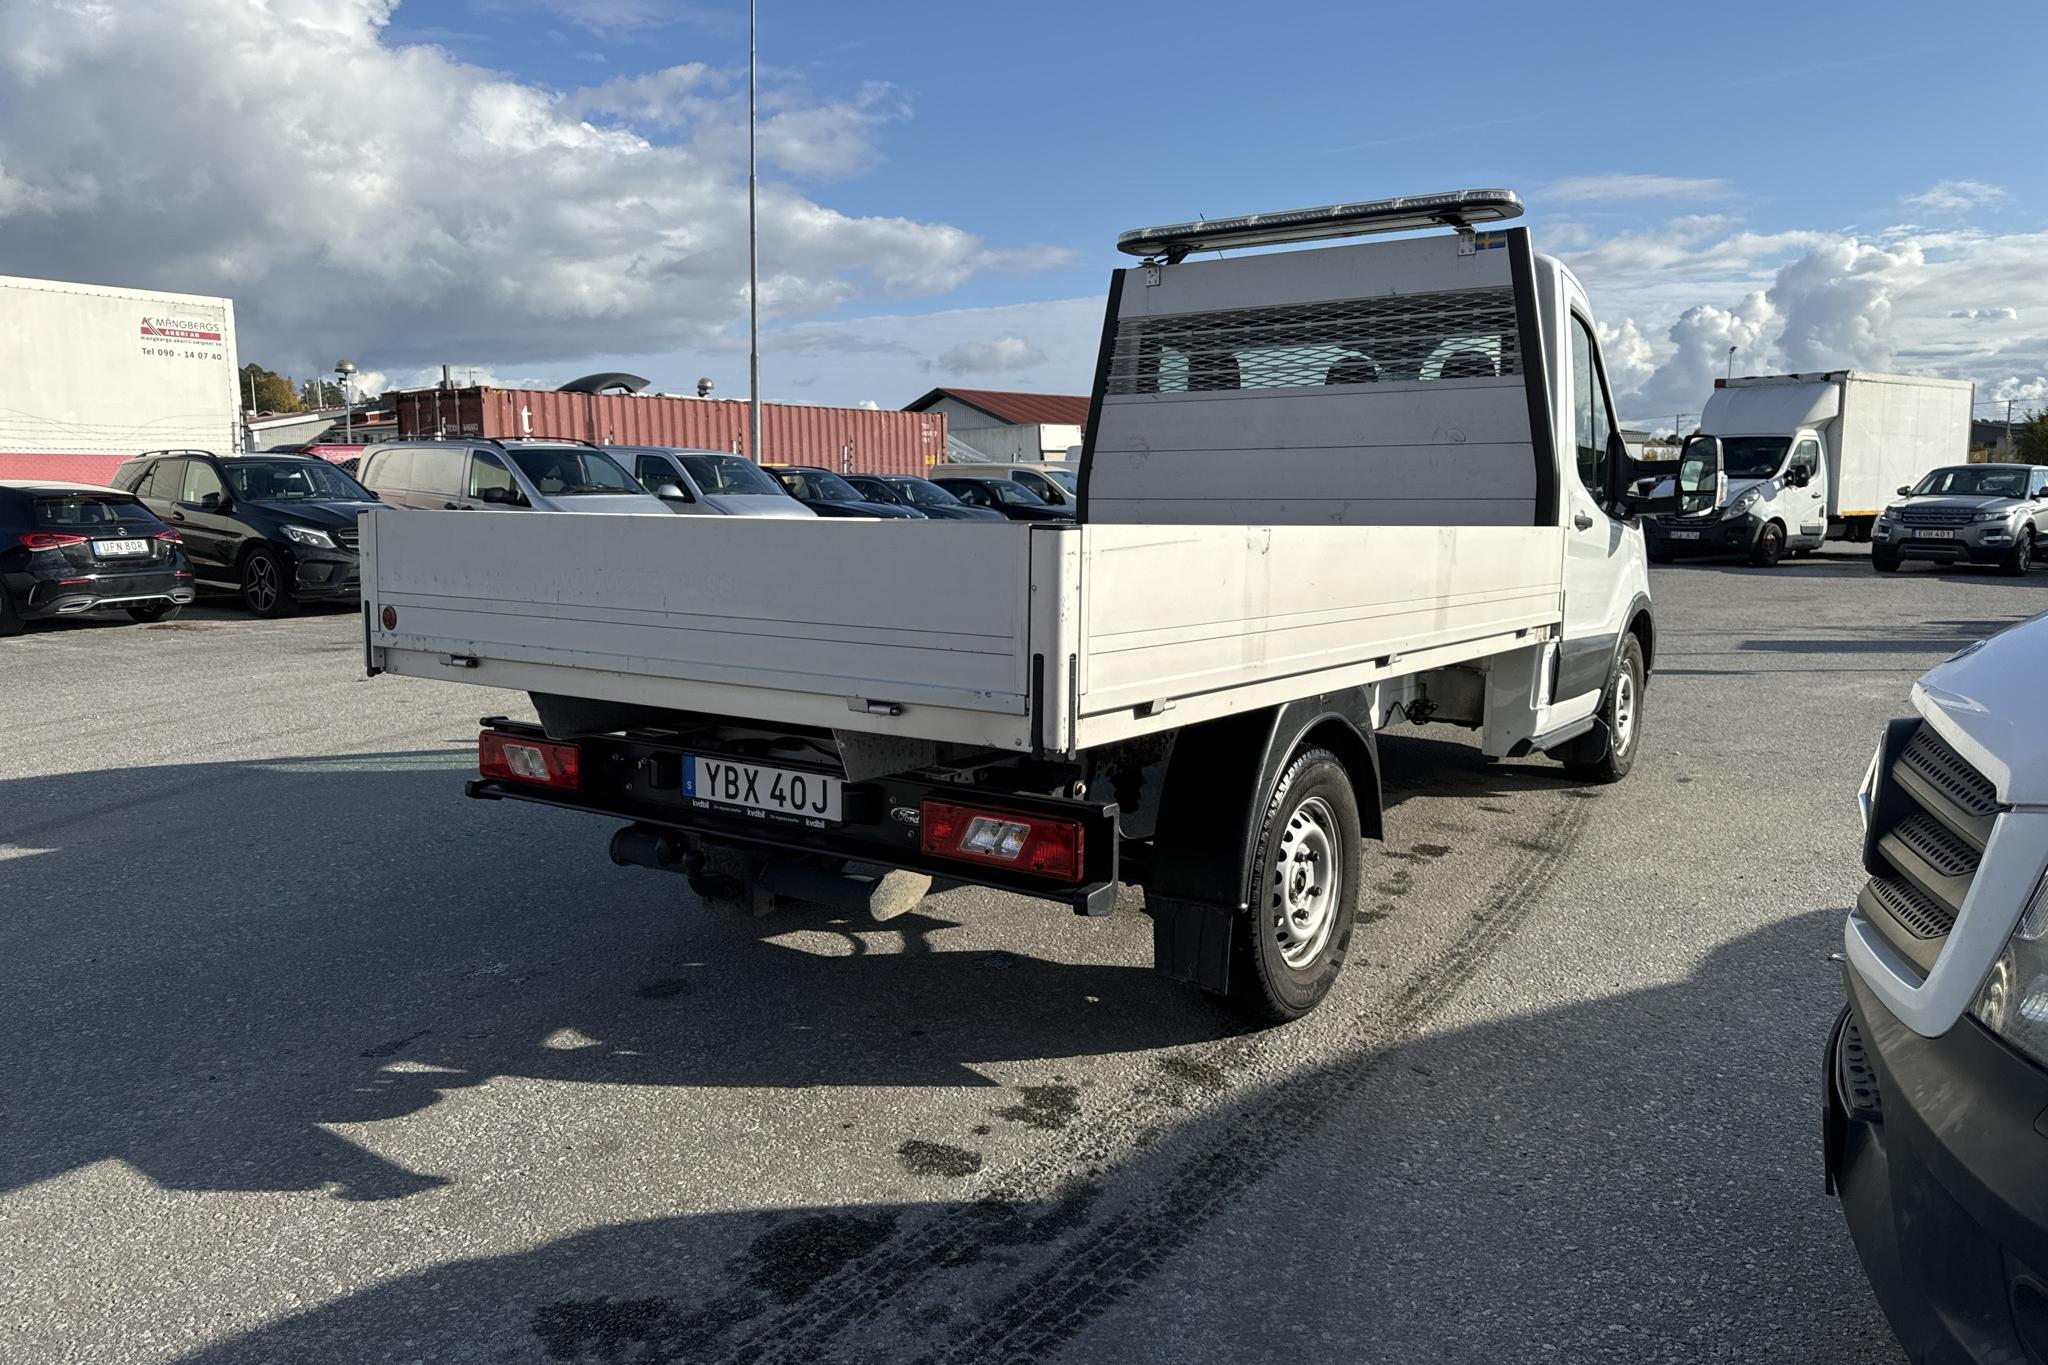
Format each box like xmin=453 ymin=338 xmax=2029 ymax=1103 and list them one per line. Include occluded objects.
xmin=1220 ymin=747 xmax=1362 ymax=1024
xmin=126 ymin=601 xmax=181 ymax=624
xmin=1871 ymin=552 xmax=1901 ymax=574
xmin=1647 ymin=549 xmax=1674 ymax=565
xmin=0 ymin=585 xmax=22 ymax=638
xmin=1749 ymin=522 xmax=1786 ymax=568
xmin=240 ymin=546 xmax=298 ymax=618
xmin=1562 ymin=633 xmax=1646 ymax=784
xmin=2000 ymin=527 xmax=2034 ymax=577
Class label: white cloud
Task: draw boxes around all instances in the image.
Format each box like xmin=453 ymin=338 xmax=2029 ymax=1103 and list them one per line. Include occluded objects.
xmin=1542 ymin=173 xmax=1731 ymax=204
xmin=0 ymin=0 xmax=1063 ymax=383
xmin=1905 ymin=180 xmax=2008 ymax=213
xmin=936 ymin=334 xmax=1049 ymax=374
xmin=1950 ymin=306 xmax=2018 ymax=321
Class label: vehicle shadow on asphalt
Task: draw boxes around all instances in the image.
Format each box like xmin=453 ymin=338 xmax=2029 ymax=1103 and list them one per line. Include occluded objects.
xmin=0 ymin=750 xmax=1229 ymax=1204
xmin=156 ymin=907 xmax=1897 ymax=1365
xmin=0 ymin=732 xmax=1589 ymax=1210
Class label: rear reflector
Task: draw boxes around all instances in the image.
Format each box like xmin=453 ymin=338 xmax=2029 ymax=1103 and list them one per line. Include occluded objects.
xmin=478 ymin=731 xmax=581 ymax=790
xmin=919 ymin=800 xmax=1083 ymax=881
xmin=19 ymin=532 xmax=87 ymax=551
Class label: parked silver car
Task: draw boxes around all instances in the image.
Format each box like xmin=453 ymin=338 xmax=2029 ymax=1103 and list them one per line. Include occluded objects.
xmin=612 ymin=447 xmax=815 ymax=518
xmin=1871 ymin=463 xmax=2048 ymax=575
xmin=357 ymin=440 xmax=671 ymax=515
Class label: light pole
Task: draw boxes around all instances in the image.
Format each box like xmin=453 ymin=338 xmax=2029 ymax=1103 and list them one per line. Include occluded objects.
xmin=1725 ymin=346 xmax=1737 ymax=383
xmin=747 ymin=0 xmax=762 ymax=465
xmin=336 ymin=360 xmax=357 ymax=443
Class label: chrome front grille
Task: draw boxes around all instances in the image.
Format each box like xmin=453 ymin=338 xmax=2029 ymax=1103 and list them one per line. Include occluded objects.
xmin=333 ymin=528 xmax=360 ymax=553
xmin=1858 ymin=719 xmax=2004 ymax=977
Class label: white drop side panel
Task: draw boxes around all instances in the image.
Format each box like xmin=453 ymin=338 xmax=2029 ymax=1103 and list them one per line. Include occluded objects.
xmin=1068 ymin=523 xmax=1564 ymax=747
xmin=365 ymin=511 xmax=1047 ymax=750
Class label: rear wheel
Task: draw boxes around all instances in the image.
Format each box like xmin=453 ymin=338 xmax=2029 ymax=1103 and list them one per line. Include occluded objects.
xmin=2000 ymin=527 xmax=2034 ymax=577
xmin=1749 ymin=522 xmax=1786 ymax=567
xmin=1221 ymin=747 xmax=1362 ymax=1024
xmin=1561 ymin=633 xmax=1645 ymax=784
xmin=126 ymin=601 xmax=180 ymax=624
xmin=240 ymin=547 xmax=298 ymax=618
xmin=0 ymin=585 xmax=21 ymax=637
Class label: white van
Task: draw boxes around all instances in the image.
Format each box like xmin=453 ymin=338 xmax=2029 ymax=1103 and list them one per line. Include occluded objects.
xmin=358 ymin=439 xmax=671 ymax=515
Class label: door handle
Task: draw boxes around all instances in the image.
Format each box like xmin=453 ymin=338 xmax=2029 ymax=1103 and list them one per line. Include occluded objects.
xmin=1574 ymin=512 xmax=1595 ymax=530
xmin=170 ymin=511 xmax=186 ymax=521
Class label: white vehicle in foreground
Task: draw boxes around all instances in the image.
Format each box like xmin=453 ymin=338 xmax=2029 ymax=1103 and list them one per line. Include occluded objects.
xmin=1827 ymin=611 xmax=2048 ymax=1360
xmin=1647 ymin=370 xmax=1972 ymax=566
xmin=361 ymin=189 xmax=1712 ymax=1022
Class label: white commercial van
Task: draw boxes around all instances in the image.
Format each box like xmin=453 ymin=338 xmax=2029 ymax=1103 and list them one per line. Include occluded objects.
xmin=360 ymin=190 xmax=1714 ymax=1022
xmin=1646 ymin=371 xmax=1973 ymax=566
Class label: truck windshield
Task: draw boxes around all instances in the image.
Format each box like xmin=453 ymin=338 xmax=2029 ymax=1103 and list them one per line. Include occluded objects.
xmin=676 ymin=453 xmax=783 ymax=496
xmin=1718 ymin=438 xmax=1790 ymax=480
xmin=1911 ymin=467 xmax=2028 ymax=497
xmin=508 ymin=448 xmax=642 ymax=496
xmin=224 ymin=459 xmax=370 ymax=501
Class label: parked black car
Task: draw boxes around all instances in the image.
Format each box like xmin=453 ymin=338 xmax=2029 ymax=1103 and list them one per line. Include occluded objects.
xmin=0 ymin=480 xmax=194 ymax=634
xmin=111 ymin=450 xmax=377 ymax=617
xmin=843 ymin=474 xmax=1006 ymax=522
xmin=930 ymin=475 xmax=1074 ymax=522
xmin=765 ymin=465 xmax=926 ymax=519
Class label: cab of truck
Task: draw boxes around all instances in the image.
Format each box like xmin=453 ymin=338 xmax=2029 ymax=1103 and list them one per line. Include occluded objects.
xmin=1645 ymin=397 xmax=1830 ymax=568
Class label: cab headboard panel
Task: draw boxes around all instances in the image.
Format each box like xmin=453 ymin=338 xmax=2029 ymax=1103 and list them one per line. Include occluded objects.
xmin=1080 ymin=228 xmax=1552 ymax=527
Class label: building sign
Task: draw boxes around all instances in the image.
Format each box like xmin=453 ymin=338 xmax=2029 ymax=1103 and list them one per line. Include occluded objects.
xmin=139 ymin=314 xmax=227 ymax=360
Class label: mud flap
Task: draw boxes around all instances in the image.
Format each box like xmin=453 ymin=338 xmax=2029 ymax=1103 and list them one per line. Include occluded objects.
xmin=1149 ymin=895 xmax=1234 ymax=992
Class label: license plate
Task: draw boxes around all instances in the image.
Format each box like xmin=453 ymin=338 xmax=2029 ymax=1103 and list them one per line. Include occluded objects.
xmin=1914 ymin=529 xmax=1956 ymax=539
xmin=686 ymin=756 xmax=841 ymax=823
xmin=92 ymin=538 xmax=150 ymax=557
xmin=1668 ymin=531 xmax=1701 ymax=541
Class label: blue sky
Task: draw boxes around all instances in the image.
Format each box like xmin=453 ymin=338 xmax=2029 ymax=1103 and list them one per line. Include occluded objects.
xmin=3 ymin=0 xmax=2044 ymax=425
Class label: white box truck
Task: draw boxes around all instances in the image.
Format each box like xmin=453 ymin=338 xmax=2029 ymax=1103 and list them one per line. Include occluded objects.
xmin=1645 ymin=371 xmax=1973 ymax=566
xmin=0 ymin=274 xmax=241 ymax=487
xmin=360 ymin=190 xmax=1716 ymax=1023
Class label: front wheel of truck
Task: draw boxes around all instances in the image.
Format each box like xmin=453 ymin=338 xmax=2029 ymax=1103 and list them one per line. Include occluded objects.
xmin=1221 ymin=747 xmax=1362 ymax=1024
xmin=1561 ymin=633 xmax=1645 ymax=784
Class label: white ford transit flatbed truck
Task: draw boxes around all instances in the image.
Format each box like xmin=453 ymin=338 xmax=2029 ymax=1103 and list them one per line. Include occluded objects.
xmin=361 ymin=189 xmax=1715 ymax=1022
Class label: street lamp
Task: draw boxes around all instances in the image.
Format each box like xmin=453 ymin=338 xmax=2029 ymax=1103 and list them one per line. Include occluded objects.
xmin=336 ymin=360 xmax=357 ymax=444
xmin=1725 ymin=346 xmax=1737 ymax=383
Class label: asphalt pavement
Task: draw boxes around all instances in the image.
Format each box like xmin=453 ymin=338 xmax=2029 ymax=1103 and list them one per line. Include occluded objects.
xmin=3 ymin=548 xmax=2044 ymax=1364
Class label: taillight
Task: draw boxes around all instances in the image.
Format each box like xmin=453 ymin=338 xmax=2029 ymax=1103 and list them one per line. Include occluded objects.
xmin=155 ymin=529 xmax=182 ymax=543
xmin=19 ymin=531 xmax=87 ymax=551
xmin=478 ymin=731 xmax=581 ymax=790
xmin=919 ymin=800 xmax=1084 ymax=880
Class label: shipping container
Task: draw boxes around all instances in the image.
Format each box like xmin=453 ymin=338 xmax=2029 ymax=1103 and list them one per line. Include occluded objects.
xmin=0 ymin=274 xmax=241 ymax=485
xmin=391 ymin=387 xmax=947 ymax=477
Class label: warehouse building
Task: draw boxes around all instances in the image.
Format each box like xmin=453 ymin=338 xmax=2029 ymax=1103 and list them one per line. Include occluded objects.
xmin=904 ymin=387 xmax=1089 ymax=463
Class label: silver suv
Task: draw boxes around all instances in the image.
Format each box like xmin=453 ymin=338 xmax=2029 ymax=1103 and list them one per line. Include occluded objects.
xmin=1871 ymin=463 xmax=2048 ymax=575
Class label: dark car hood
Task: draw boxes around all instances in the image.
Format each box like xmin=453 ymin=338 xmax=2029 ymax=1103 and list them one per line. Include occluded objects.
xmin=245 ymin=498 xmax=377 ymax=527
xmin=1902 ymin=494 xmax=2017 ymax=511
xmin=1003 ymin=505 xmax=1074 ymax=521
xmin=806 ymin=499 xmax=923 ymax=519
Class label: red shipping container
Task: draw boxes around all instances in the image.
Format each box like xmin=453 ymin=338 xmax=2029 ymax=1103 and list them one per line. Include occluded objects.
xmin=391 ymin=388 xmax=947 ymax=477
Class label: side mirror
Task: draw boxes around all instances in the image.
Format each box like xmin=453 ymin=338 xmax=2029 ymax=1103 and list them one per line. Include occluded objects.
xmin=1786 ymin=467 xmax=1810 ymax=489
xmin=477 ymin=486 xmax=513 ymax=504
xmin=1674 ymin=435 xmax=1724 ymax=517
xmin=654 ymin=483 xmax=691 ymax=502
xmin=195 ymin=491 xmax=226 ymax=511
xmin=1897 ymin=485 xmax=1912 ymax=496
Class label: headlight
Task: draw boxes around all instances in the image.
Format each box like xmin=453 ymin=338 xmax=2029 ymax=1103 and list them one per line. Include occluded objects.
xmin=1972 ymin=508 xmax=2012 ymax=523
xmin=281 ymin=525 xmax=335 ymax=548
xmin=1875 ymin=507 xmax=1897 ymax=523
xmin=1970 ymin=870 xmax=2048 ymax=1069
xmin=1722 ymin=488 xmax=1762 ymax=519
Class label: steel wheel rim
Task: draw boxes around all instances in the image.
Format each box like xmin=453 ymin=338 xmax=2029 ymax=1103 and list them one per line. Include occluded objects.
xmin=1613 ymin=669 xmax=1637 ymax=753
xmin=1272 ymin=795 xmax=1340 ymax=969
xmin=247 ymin=557 xmax=277 ymax=611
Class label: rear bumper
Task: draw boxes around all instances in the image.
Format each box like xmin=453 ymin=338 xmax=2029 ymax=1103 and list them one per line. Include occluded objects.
xmin=465 ymin=720 xmax=1122 ymax=915
xmin=1644 ymin=513 xmax=1761 ymax=554
xmin=16 ymin=568 xmax=195 ymax=618
xmin=1825 ymin=965 xmax=2048 ymax=1363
